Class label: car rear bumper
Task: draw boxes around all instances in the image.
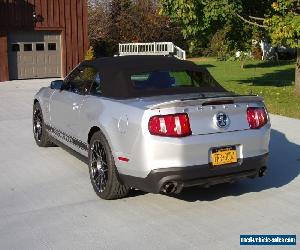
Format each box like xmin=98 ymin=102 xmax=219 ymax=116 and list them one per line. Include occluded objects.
xmin=119 ymin=153 xmax=268 ymax=194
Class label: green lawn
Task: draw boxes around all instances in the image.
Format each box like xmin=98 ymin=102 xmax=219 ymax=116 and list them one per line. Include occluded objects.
xmin=193 ymin=58 xmax=300 ymax=119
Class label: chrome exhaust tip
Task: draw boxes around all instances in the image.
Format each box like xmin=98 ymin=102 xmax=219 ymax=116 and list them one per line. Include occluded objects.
xmin=258 ymin=166 xmax=267 ymax=177
xmin=161 ymin=182 xmax=177 ymax=194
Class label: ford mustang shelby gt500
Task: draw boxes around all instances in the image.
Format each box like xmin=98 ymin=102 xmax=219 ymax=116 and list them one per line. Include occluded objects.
xmin=33 ymin=56 xmax=270 ymax=199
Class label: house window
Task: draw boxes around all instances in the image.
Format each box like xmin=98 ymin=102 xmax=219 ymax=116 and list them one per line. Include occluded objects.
xmin=48 ymin=43 xmax=57 ymax=51
xmin=36 ymin=43 xmax=45 ymax=51
xmin=11 ymin=44 xmax=20 ymax=52
xmin=24 ymin=44 xmax=33 ymax=51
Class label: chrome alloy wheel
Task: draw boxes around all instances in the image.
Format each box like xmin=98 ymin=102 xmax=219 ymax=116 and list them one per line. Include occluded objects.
xmin=33 ymin=109 xmax=43 ymax=142
xmin=90 ymin=141 xmax=108 ymax=192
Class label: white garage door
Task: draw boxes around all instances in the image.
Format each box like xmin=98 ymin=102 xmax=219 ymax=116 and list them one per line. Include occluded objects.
xmin=8 ymin=31 xmax=62 ymax=79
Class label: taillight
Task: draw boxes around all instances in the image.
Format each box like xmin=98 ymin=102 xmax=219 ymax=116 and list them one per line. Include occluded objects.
xmin=148 ymin=113 xmax=192 ymax=137
xmin=247 ymin=107 xmax=268 ymax=129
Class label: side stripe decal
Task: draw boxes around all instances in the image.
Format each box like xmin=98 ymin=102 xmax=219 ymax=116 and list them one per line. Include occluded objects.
xmin=45 ymin=124 xmax=88 ymax=151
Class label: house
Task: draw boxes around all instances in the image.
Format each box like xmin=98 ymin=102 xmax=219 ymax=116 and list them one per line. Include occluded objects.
xmin=0 ymin=0 xmax=88 ymax=82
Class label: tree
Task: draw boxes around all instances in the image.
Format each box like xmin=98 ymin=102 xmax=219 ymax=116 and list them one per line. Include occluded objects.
xmin=159 ymin=0 xmax=273 ymax=54
xmin=264 ymin=0 xmax=300 ymax=95
xmin=160 ymin=0 xmax=300 ymax=95
xmin=87 ymin=1 xmax=111 ymax=45
xmin=88 ymin=0 xmax=184 ymax=56
xmin=115 ymin=0 xmax=182 ymax=44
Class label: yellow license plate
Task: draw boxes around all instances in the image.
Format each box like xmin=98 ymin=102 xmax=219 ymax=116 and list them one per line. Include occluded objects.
xmin=211 ymin=146 xmax=238 ymax=166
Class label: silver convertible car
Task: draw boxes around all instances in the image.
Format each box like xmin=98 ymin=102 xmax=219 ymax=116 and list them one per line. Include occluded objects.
xmin=33 ymin=56 xmax=270 ymax=199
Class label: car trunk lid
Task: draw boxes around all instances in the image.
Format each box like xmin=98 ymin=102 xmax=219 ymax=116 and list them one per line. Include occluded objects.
xmin=145 ymin=94 xmax=264 ymax=135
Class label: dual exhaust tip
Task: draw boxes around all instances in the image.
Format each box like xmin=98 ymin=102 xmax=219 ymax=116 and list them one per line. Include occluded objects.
xmin=161 ymin=166 xmax=267 ymax=194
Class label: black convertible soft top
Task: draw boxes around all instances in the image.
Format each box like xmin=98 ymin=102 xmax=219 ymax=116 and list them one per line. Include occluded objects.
xmin=81 ymin=55 xmax=200 ymax=73
xmin=79 ymin=56 xmax=226 ymax=98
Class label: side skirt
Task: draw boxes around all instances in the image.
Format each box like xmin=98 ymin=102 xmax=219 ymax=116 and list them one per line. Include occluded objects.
xmin=50 ymin=136 xmax=89 ymax=165
xmin=45 ymin=124 xmax=88 ymax=152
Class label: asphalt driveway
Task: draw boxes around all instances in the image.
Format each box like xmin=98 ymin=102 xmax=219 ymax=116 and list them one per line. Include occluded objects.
xmin=0 ymin=79 xmax=299 ymax=249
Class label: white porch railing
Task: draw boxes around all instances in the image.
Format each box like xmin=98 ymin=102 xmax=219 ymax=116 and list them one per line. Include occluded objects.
xmin=119 ymin=42 xmax=186 ymax=60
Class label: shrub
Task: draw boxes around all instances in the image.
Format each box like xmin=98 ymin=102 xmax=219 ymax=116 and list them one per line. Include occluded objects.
xmin=85 ymin=46 xmax=96 ymax=60
xmin=208 ymin=27 xmax=231 ymax=60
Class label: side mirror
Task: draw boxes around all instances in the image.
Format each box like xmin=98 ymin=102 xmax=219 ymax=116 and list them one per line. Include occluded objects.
xmin=50 ymin=80 xmax=64 ymax=90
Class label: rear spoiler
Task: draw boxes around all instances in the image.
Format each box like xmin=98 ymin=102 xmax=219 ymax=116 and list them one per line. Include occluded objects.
xmin=148 ymin=95 xmax=264 ymax=110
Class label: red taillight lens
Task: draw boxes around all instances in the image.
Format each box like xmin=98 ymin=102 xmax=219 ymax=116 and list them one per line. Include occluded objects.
xmin=148 ymin=113 xmax=192 ymax=137
xmin=247 ymin=107 xmax=268 ymax=129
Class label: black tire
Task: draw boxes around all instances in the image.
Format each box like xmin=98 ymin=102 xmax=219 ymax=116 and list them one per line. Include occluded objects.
xmin=88 ymin=131 xmax=129 ymax=200
xmin=33 ymin=102 xmax=53 ymax=147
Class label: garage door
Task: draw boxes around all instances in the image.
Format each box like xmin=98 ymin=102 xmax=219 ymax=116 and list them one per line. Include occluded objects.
xmin=8 ymin=32 xmax=62 ymax=79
